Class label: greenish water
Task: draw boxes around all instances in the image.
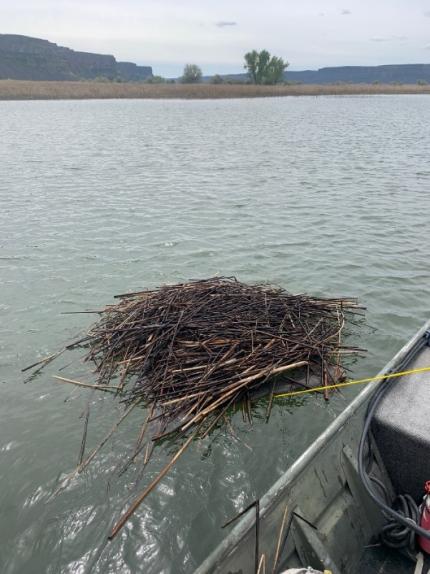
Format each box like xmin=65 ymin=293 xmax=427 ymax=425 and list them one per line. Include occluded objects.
xmin=1 ymin=95 xmax=430 ymax=573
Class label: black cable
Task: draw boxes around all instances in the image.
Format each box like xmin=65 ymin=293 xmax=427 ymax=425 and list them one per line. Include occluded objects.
xmin=380 ymin=494 xmax=419 ymax=551
xmin=358 ymin=342 xmax=430 ymax=547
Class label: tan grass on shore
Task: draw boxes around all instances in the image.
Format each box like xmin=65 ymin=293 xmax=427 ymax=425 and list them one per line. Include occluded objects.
xmin=1 ymin=80 xmax=430 ymax=100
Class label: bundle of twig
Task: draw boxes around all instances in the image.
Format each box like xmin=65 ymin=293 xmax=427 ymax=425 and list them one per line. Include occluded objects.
xmin=24 ymin=276 xmax=364 ymax=538
xmin=85 ymin=277 xmax=362 ymax=431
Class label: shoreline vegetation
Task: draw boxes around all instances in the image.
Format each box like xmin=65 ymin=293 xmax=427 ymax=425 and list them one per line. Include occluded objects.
xmin=1 ymin=80 xmax=430 ymax=100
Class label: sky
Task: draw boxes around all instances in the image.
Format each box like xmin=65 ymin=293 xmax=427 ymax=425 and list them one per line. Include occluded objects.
xmin=2 ymin=0 xmax=430 ymax=77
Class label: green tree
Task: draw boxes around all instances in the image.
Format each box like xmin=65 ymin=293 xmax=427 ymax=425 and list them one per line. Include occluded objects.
xmin=244 ymin=50 xmax=289 ymax=85
xmin=244 ymin=50 xmax=259 ymax=83
xmin=181 ymin=64 xmax=203 ymax=83
xmin=211 ymin=74 xmax=224 ymax=84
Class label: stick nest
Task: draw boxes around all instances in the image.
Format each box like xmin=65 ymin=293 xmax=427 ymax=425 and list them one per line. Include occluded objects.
xmin=25 ymin=276 xmax=365 ymax=539
xmin=83 ymin=277 xmax=363 ymax=435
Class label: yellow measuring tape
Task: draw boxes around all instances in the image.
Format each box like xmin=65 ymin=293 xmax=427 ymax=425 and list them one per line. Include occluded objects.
xmin=274 ymin=365 xmax=430 ymax=399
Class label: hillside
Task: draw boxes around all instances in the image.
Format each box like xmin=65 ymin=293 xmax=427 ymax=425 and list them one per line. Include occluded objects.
xmin=210 ymin=64 xmax=430 ymax=85
xmin=0 ymin=35 xmax=152 ymax=81
xmin=286 ymin=64 xmax=430 ymax=84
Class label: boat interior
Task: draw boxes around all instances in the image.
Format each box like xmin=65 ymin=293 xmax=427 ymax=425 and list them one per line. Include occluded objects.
xmin=194 ymin=322 xmax=430 ymax=574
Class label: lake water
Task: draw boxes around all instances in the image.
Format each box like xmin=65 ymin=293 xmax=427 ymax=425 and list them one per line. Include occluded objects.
xmin=1 ymin=95 xmax=430 ymax=573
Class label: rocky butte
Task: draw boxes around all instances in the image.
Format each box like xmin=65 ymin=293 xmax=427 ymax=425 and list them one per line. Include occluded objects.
xmin=0 ymin=34 xmax=152 ymax=81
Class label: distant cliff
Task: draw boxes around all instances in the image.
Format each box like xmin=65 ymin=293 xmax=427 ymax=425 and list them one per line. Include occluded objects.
xmin=286 ymin=64 xmax=430 ymax=84
xmin=208 ymin=63 xmax=430 ymax=85
xmin=0 ymin=35 xmax=152 ymax=81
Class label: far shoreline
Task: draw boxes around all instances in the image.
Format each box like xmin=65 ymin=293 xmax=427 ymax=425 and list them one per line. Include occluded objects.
xmin=1 ymin=80 xmax=430 ymax=100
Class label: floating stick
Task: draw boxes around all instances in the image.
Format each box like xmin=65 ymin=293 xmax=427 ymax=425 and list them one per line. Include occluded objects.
xmin=108 ymin=429 xmax=198 ymax=540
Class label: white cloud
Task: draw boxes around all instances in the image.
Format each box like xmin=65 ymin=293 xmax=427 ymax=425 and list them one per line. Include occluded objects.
xmin=215 ymin=21 xmax=237 ymax=28
xmin=371 ymin=35 xmax=408 ymax=43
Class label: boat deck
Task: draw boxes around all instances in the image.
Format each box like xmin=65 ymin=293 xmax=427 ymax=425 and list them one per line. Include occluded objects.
xmin=357 ymin=545 xmax=421 ymax=573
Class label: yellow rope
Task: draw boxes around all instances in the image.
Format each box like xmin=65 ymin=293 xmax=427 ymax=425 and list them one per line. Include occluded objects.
xmin=274 ymin=365 xmax=430 ymax=399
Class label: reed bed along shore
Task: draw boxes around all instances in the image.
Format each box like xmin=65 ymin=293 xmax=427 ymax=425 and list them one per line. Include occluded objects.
xmin=1 ymin=79 xmax=430 ymax=100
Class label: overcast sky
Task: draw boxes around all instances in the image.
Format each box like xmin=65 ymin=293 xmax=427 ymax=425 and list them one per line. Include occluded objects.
xmin=3 ymin=0 xmax=430 ymax=76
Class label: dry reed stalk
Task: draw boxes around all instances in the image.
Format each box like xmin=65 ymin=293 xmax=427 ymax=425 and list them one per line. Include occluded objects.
xmin=108 ymin=429 xmax=198 ymax=540
xmin=257 ymin=554 xmax=266 ymax=574
xmin=53 ymin=375 xmax=120 ymax=391
xmin=272 ymin=503 xmax=290 ymax=574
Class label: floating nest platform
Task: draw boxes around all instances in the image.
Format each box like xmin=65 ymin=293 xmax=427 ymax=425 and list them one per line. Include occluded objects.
xmin=25 ymin=276 xmax=364 ymax=538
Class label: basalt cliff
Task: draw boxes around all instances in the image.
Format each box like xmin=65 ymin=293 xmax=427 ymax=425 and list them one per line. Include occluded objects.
xmin=0 ymin=35 xmax=152 ymax=81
